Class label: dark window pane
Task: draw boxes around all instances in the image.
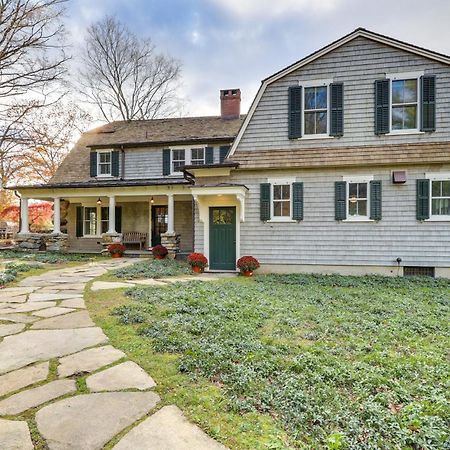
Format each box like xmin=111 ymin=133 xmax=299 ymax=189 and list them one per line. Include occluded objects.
xmin=304 ymin=88 xmax=315 ymax=109
xmin=432 ymin=181 xmax=441 ymax=197
xmin=392 ymin=106 xmax=404 ymax=130
xmin=304 ymin=112 xmax=315 ymax=134
xmin=358 ymin=183 xmax=367 ymax=198
xmin=273 ymin=185 xmax=282 ymax=200
xmin=349 ymin=201 xmax=357 ymax=216
xmin=349 ymin=183 xmax=357 ymax=197
xmin=392 ymin=80 xmax=403 ymax=103
xmin=404 ymin=79 xmax=417 ymax=102
xmin=316 ymin=112 xmax=327 ymax=134
xmin=442 ymin=181 xmax=450 ymax=197
xmin=358 ymin=200 xmax=367 ymax=216
xmin=273 ymin=202 xmax=282 ymax=216
xmin=281 ymin=201 xmax=290 ymax=216
xmin=316 ymin=86 xmax=327 ymax=109
xmin=282 ymin=185 xmax=290 ymax=199
xmin=404 ymin=105 xmax=417 ymax=129
xmin=432 ymin=199 xmax=440 ymax=215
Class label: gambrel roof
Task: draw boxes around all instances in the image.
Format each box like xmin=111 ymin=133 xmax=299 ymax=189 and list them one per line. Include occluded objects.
xmin=229 ymin=27 xmax=450 ymax=156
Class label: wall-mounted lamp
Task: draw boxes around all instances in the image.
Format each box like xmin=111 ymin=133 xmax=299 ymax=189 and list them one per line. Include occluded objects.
xmin=150 ymin=196 xmax=154 ymax=204
xmin=96 ymin=198 xmax=102 ymax=205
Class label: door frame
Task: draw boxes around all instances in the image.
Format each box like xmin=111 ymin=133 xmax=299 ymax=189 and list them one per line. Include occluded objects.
xmin=151 ymin=204 xmax=168 ymax=246
xmin=208 ymin=206 xmax=237 ymax=270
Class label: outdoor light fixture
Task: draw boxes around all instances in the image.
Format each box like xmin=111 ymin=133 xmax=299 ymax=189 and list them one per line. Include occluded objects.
xmin=150 ymin=196 xmax=154 ymax=204
xmin=96 ymin=198 xmax=102 ymax=205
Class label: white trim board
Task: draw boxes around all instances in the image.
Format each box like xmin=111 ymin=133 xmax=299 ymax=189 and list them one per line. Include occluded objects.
xmin=229 ymin=28 xmax=450 ymax=157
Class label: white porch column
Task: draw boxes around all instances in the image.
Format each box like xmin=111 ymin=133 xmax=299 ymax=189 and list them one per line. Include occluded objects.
xmin=108 ymin=196 xmax=116 ymax=233
xmin=20 ymin=197 xmax=29 ymax=234
xmin=167 ymin=194 xmax=174 ymax=233
xmin=148 ymin=200 xmax=153 ymax=247
xmin=53 ymin=197 xmax=61 ymax=234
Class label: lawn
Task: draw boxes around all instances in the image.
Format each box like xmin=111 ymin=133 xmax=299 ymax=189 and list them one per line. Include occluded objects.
xmin=86 ymin=273 xmax=450 ymax=450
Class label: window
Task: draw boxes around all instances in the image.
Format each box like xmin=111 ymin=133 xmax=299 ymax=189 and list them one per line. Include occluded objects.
xmin=100 ymin=207 xmax=109 ymax=234
xmin=97 ymin=151 xmax=112 ymax=176
xmin=272 ymin=184 xmax=291 ymax=218
xmin=191 ymin=148 xmax=205 ymax=166
xmin=84 ymin=207 xmax=97 ymax=236
xmin=304 ymin=86 xmax=328 ymax=135
xmin=171 ymin=149 xmax=185 ymax=173
xmin=391 ymin=79 xmax=418 ymax=131
xmin=348 ymin=182 xmax=368 ymax=218
xmin=431 ymin=180 xmax=450 ymax=216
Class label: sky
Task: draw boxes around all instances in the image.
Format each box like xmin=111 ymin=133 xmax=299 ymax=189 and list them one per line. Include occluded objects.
xmin=66 ymin=0 xmax=450 ymax=118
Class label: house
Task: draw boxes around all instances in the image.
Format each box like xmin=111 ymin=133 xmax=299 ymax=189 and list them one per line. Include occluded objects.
xmin=11 ymin=28 xmax=450 ymax=277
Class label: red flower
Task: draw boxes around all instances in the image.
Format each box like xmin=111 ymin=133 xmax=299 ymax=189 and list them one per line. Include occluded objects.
xmin=237 ymin=256 xmax=260 ymax=272
xmin=152 ymin=245 xmax=168 ymax=257
xmin=187 ymin=252 xmax=208 ymax=268
xmin=108 ymin=243 xmax=126 ymax=255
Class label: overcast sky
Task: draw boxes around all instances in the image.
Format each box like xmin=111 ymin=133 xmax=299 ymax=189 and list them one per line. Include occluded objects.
xmin=66 ymin=0 xmax=450 ymax=118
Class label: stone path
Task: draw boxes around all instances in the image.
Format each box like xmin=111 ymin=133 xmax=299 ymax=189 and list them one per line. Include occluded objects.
xmin=0 ymin=259 xmax=229 ymax=450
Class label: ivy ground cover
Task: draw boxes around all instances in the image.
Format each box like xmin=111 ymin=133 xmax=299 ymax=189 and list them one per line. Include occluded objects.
xmin=110 ymin=274 xmax=450 ymax=449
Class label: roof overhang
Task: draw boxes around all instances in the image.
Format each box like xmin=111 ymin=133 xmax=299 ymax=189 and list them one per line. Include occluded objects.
xmin=183 ymin=162 xmax=238 ymax=178
xmin=229 ymin=27 xmax=450 ymax=157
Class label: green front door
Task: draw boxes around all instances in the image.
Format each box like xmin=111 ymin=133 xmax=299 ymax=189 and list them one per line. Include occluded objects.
xmin=209 ymin=207 xmax=236 ymax=270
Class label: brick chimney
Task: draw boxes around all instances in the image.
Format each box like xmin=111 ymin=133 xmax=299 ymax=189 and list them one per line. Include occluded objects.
xmin=220 ymin=89 xmax=241 ymax=119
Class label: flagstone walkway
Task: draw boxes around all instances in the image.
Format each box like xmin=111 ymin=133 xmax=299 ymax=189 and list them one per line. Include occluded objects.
xmin=0 ymin=259 xmax=228 ymax=450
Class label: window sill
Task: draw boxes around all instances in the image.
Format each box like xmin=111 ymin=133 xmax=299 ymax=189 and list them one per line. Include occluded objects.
xmin=425 ymin=216 xmax=450 ymax=222
xmin=96 ymin=175 xmax=113 ymax=178
xmin=297 ymin=134 xmax=335 ymax=140
xmin=385 ymin=130 xmax=425 ymax=136
xmin=81 ymin=235 xmax=101 ymax=238
xmin=342 ymin=218 xmax=375 ymax=223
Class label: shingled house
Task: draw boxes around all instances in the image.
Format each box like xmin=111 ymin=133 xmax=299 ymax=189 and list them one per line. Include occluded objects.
xmin=12 ymin=29 xmax=450 ymax=276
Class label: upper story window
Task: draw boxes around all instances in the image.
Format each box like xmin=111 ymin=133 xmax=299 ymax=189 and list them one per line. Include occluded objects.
xmin=391 ymin=78 xmax=418 ymax=131
xmin=190 ymin=148 xmax=205 ymax=165
xmin=171 ymin=149 xmax=186 ymax=173
xmin=97 ymin=151 xmax=112 ymax=176
xmin=304 ymin=86 xmax=328 ymax=135
xmin=431 ymin=180 xmax=450 ymax=216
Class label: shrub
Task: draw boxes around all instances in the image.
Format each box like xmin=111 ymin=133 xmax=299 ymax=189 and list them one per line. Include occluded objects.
xmin=152 ymin=244 xmax=168 ymax=258
xmin=187 ymin=252 xmax=208 ymax=269
xmin=108 ymin=243 xmax=126 ymax=256
xmin=237 ymin=255 xmax=260 ymax=273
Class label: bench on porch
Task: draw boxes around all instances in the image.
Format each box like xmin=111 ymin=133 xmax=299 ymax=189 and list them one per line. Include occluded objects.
xmin=123 ymin=232 xmax=147 ymax=250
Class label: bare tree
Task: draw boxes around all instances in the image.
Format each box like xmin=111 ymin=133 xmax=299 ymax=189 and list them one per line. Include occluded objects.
xmin=79 ymin=16 xmax=182 ymax=122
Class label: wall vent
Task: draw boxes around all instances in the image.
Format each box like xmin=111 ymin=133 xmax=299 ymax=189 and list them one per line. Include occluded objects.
xmin=404 ymin=266 xmax=435 ymax=277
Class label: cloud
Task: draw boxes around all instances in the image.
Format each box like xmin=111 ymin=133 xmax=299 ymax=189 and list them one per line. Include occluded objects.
xmin=208 ymin=0 xmax=342 ymax=19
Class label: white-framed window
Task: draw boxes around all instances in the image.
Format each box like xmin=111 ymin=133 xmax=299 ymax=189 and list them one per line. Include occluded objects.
xmin=84 ymin=207 xmax=97 ymax=236
xmin=387 ymin=71 xmax=423 ymax=133
xmin=191 ymin=148 xmax=205 ymax=165
xmin=100 ymin=207 xmax=109 ymax=234
xmin=268 ymin=178 xmax=295 ymax=221
xmin=171 ymin=149 xmax=186 ymax=173
xmin=431 ymin=179 xmax=450 ymax=217
xmin=97 ymin=150 xmax=112 ymax=176
xmin=304 ymin=86 xmax=328 ymax=135
xmin=343 ymin=176 xmax=373 ymax=221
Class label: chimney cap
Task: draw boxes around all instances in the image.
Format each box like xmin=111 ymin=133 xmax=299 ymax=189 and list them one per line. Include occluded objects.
xmin=220 ymin=89 xmax=241 ymax=98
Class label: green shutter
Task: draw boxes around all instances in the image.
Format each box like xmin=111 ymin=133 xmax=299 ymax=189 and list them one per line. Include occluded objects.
xmin=115 ymin=206 xmax=122 ymax=233
xmin=416 ymin=179 xmax=430 ymax=220
xmin=162 ymin=149 xmax=171 ymax=175
xmin=375 ymin=79 xmax=390 ymax=134
xmin=421 ymin=75 xmax=436 ymax=132
xmin=111 ymin=150 xmax=120 ymax=177
xmin=76 ymin=206 xmax=83 ymax=237
xmin=219 ymin=145 xmax=230 ymax=163
xmin=330 ymin=83 xmax=344 ymax=136
xmin=90 ymin=152 xmax=97 ymax=177
xmin=335 ymin=181 xmax=347 ymax=220
xmin=292 ymin=182 xmax=304 ymax=221
xmin=370 ymin=180 xmax=382 ymax=220
xmin=260 ymin=183 xmax=271 ymax=221
xmin=205 ymin=146 xmax=214 ymax=164
xmin=288 ymin=86 xmax=302 ymax=139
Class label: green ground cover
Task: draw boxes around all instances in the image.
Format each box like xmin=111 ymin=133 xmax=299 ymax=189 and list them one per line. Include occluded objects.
xmin=112 ymin=259 xmax=191 ymax=279
xmin=87 ymin=273 xmax=450 ymax=449
xmin=0 ymin=250 xmax=103 ymax=264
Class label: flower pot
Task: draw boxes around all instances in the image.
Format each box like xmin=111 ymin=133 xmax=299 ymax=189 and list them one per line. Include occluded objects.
xmin=154 ymin=255 xmax=165 ymax=260
xmin=111 ymin=253 xmax=123 ymax=258
xmin=242 ymin=270 xmax=253 ymax=277
xmin=192 ymin=265 xmax=203 ymax=273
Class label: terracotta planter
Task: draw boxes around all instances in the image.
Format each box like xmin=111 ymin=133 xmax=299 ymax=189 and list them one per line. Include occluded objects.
xmin=242 ymin=270 xmax=253 ymax=277
xmin=111 ymin=253 xmax=123 ymax=258
xmin=192 ymin=265 xmax=203 ymax=273
xmin=154 ymin=255 xmax=166 ymax=260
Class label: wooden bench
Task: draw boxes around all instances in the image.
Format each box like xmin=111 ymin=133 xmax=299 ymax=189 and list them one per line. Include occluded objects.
xmin=123 ymin=232 xmax=147 ymax=250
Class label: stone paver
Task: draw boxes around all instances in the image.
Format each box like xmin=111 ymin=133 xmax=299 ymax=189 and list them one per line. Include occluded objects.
xmin=36 ymin=392 xmax=160 ymax=450
xmin=113 ymin=405 xmax=228 ymax=450
xmin=0 ymin=295 xmax=27 ymax=304
xmin=0 ymin=301 xmax=56 ymax=314
xmin=29 ymin=293 xmax=84 ymax=302
xmin=91 ymin=281 xmax=134 ymax=291
xmin=0 ymin=379 xmax=76 ymax=415
xmin=0 ymin=313 xmax=40 ymax=324
xmin=127 ymin=279 xmax=167 ymax=286
xmin=31 ymin=310 xmax=94 ymax=329
xmin=32 ymin=307 xmax=76 ymax=318
xmin=59 ymin=298 xmax=85 ymax=308
xmin=0 ymin=362 xmax=49 ymax=397
xmin=58 ymin=345 xmax=125 ymax=377
xmin=0 ymin=323 xmax=25 ymax=337
xmin=0 ymin=419 xmax=33 ymax=450
xmin=0 ymin=328 xmax=108 ymax=374
xmin=86 ymin=361 xmax=156 ymax=392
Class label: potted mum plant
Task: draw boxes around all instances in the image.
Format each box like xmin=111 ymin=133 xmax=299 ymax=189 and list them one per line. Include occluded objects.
xmin=152 ymin=244 xmax=168 ymax=260
xmin=108 ymin=243 xmax=126 ymax=258
xmin=237 ymin=255 xmax=260 ymax=277
xmin=187 ymin=252 xmax=208 ymax=273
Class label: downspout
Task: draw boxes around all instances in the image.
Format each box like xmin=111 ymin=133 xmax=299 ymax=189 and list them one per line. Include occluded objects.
xmin=120 ymin=145 xmax=125 ymax=180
